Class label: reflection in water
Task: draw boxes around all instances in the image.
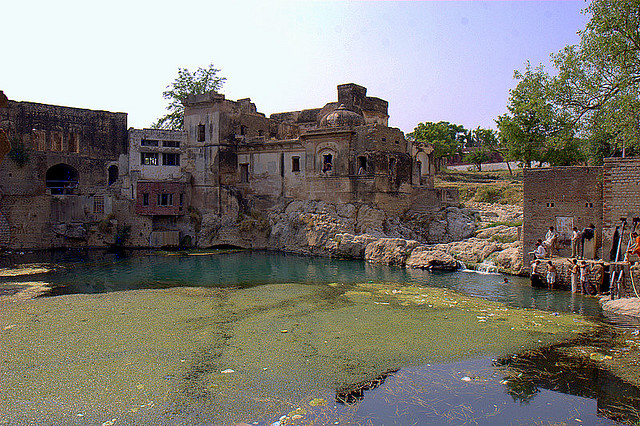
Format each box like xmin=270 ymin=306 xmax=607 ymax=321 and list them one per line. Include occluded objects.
xmin=335 ymin=369 xmax=399 ymax=406
xmin=494 ymin=333 xmax=640 ymax=425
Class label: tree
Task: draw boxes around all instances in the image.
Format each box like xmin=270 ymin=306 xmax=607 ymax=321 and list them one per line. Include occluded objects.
xmin=153 ymin=64 xmax=226 ymax=130
xmin=407 ymin=121 xmax=467 ymax=169
xmin=463 ymin=148 xmax=490 ymax=171
xmin=496 ymin=63 xmax=578 ymax=168
xmin=551 ymin=0 xmax=640 ymax=158
xmin=468 ymin=127 xmax=514 ymax=174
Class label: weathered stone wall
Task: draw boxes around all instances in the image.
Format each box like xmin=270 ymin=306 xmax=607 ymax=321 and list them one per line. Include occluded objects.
xmin=4 ymin=100 xmax=127 ymax=158
xmin=523 ymin=167 xmax=603 ymax=265
xmin=0 ymin=97 xmax=128 ymax=249
xmin=603 ymin=157 xmax=640 ymax=260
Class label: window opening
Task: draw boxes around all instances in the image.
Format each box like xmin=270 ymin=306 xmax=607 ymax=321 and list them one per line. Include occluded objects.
xmin=292 ymin=156 xmax=300 ymax=172
xmin=157 ymin=193 xmax=173 ymax=206
xmin=142 ymin=193 xmax=149 ymax=206
xmin=108 ymin=165 xmax=118 ymax=185
xmin=141 ymin=152 xmax=158 ymax=165
xmin=93 ymin=196 xmax=104 ymax=214
xmin=357 ymin=156 xmax=367 ymax=174
xmin=280 ymin=153 xmax=285 ymax=178
xmin=162 ymin=153 xmax=180 ymax=166
xmin=141 ymin=139 xmax=158 ymax=147
xmin=322 ymin=154 xmax=333 ymax=173
xmin=198 ymin=124 xmax=206 ymax=142
xmin=240 ymin=164 xmax=249 ymax=183
xmin=162 ymin=140 xmax=180 ymax=148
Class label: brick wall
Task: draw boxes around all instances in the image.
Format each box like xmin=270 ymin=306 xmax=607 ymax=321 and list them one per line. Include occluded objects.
xmin=603 ymin=157 xmax=640 ymax=259
xmin=523 ymin=167 xmax=603 ymax=265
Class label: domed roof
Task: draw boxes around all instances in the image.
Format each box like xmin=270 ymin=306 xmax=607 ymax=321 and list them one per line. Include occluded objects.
xmin=319 ymin=104 xmax=364 ymax=128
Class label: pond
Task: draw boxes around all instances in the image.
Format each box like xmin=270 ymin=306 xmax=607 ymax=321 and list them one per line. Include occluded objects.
xmin=1 ymin=250 xmax=638 ymax=425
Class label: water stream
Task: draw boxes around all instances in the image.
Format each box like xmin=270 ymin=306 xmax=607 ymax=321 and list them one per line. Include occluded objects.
xmin=1 ymin=251 xmax=638 ymax=425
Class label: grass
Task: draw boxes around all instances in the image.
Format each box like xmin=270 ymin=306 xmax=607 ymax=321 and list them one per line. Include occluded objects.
xmin=435 ymin=168 xmax=523 ymax=206
xmin=480 ymin=220 xmax=523 ymax=229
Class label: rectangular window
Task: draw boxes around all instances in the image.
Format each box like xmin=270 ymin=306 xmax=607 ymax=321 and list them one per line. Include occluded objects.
xmin=162 ymin=153 xmax=180 ymax=166
xmin=292 ymin=156 xmax=300 ymax=172
xmin=93 ymin=196 xmax=104 ymax=214
xmin=240 ymin=163 xmax=249 ymax=183
xmin=68 ymin=132 xmax=79 ymax=153
xmin=163 ymin=140 xmax=180 ymax=148
xmin=198 ymin=124 xmax=206 ymax=142
xmin=141 ymin=152 xmax=158 ymax=165
xmin=142 ymin=193 xmax=149 ymax=206
xmin=141 ymin=139 xmax=158 ymax=147
xmin=157 ymin=193 xmax=173 ymax=206
xmin=179 ymin=193 xmax=184 ymax=206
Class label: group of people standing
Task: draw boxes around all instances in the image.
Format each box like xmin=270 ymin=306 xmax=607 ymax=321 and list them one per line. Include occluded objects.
xmin=529 ymin=224 xmax=600 ymax=294
xmin=530 ymin=258 xmax=595 ymax=294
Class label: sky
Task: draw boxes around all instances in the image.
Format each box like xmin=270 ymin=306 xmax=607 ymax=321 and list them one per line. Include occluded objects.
xmin=1 ymin=0 xmax=591 ymax=134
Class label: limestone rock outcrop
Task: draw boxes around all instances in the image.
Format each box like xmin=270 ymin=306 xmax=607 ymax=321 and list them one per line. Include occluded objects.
xmin=198 ymin=198 xmax=524 ymax=274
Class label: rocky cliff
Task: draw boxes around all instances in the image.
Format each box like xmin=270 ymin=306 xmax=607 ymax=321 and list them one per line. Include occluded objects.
xmin=199 ymin=200 xmax=524 ymax=274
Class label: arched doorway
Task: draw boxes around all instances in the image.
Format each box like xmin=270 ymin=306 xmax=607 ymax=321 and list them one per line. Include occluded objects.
xmin=46 ymin=164 xmax=78 ymax=195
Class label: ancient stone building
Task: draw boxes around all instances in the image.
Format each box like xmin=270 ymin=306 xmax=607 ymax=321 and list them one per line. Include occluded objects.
xmin=0 ymin=83 xmax=452 ymax=250
xmin=0 ymin=91 xmax=128 ymax=249
xmin=179 ymin=83 xmax=445 ymax=220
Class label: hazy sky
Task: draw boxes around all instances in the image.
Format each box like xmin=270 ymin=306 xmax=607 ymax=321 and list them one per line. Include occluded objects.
xmin=2 ymin=0 xmax=590 ymax=134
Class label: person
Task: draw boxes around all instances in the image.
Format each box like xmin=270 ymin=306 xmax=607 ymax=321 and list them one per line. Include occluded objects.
xmin=593 ymin=262 xmax=604 ymax=295
xmin=546 ymin=261 xmax=557 ymax=290
xmin=571 ymin=227 xmax=581 ymax=258
xmin=533 ymin=239 xmax=547 ymax=259
xmin=570 ymin=259 xmax=579 ymax=293
xmin=531 ymin=260 xmax=544 ymax=288
xmin=579 ymin=261 xmax=590 ymax=295
xmin=627 ymin=232 xmax=640 ymax=262
xmin=543 ymin=226 xmax=558 ymax=257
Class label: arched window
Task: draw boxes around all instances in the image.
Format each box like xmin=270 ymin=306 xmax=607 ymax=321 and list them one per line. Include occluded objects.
xmin=357 ymin=156 xmax=367 ymax=175
xmin=108 ymin=165 xmax=118 ymax=185
xmin=46 ymin=164 xmax=78 ymax=195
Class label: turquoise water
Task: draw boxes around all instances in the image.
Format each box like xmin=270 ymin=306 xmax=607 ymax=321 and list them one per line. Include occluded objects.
xmin=1 ymin=251 xmax=637 ymax=425
xmin=37 ymin=251 xmax=603 ymax=318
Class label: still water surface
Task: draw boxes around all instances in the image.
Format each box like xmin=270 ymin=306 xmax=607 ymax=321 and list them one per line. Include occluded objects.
xmin=0 ymin=251 xmax=637 ymax=425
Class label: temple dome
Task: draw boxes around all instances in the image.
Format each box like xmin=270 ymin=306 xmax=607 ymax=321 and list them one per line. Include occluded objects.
xmin=319 ymin=104 xmax=364 ymax=128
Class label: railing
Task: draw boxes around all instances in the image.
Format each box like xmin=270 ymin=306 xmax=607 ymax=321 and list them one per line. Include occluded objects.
xmin=46 ymin=180 xmax=79 ymax=195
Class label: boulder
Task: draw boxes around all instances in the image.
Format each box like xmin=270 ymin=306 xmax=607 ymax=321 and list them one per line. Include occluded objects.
xmin=364 ymin=238 xmax=420 ymax=266
xmin=325 ymin=233 xmax=378 ymax=258
xmin=405 ymin=246 xmax=459 ymax=270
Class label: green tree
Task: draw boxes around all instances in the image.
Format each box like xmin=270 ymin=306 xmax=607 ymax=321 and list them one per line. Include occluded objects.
xmin=407 ymin=121 xmax=467 ymax=169
xmin=463 ymin=148 xmax=490 ymax=171
xmin=153 ymin=64 xmax=226 ymax=130
xmin=497 ymin=63 xmax=577 ymax=168
xmin=551 ymin=0 xmax=640 ymax=158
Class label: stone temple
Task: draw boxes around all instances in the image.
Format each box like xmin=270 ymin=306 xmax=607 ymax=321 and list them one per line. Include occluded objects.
xmin=0 ymin=83 xmax=458 ymax=249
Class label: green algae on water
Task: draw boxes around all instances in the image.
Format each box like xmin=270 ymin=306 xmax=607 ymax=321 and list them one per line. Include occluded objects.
xmin=0 ymin=282 xmax=596 ymax=425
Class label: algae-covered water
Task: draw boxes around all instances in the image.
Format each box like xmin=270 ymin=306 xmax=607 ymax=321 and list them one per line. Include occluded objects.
xmin=0 ymin=251 xmax=637 ymax=425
